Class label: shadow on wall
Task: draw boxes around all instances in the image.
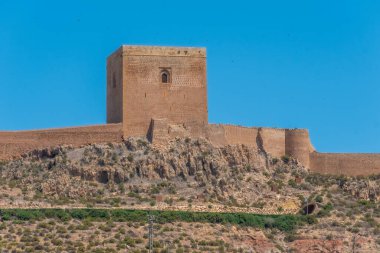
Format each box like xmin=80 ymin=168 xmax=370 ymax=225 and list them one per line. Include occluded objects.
xmin=207 ymin=124 xmax=313 ymax=167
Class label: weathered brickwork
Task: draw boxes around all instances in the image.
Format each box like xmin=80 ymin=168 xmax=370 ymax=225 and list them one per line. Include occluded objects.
xmin=310 ymin=153 xmax=380 ymax=176
xmin=0 ymin=44 xmax=379 ymax=176
xmin=285 ymin=129 xmax=314 ymax=168
xmin=107 ymin=46 xmax=207 ymax=137
xmin=222 ymin=125 xmax=259 ymax=148
xmin=217 ymin=125 xmax=287 ymax=158
xmin=0 ymin=124 xmax=122 ymax=160
xmin=260 ymin=128 xmax=286 ymax=158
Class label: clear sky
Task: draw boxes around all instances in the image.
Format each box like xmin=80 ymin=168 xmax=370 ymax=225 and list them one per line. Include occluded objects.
xmin=0 ymin=1 xmax=379 ymax=153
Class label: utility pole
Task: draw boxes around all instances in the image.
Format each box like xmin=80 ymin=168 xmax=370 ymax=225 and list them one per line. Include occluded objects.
xmin=303 ymin=195 xmax=309 ymax=215
xmin=148 ymin=214 xmax=155 ymax=253
xmin=352 ymin=234 xmax=357 ymax=253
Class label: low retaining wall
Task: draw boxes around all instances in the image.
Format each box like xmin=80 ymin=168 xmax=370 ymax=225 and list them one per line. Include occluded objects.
xmin=310 ymin=152 xmax=380 ymax=176
xmin=0 ymin=124 xmax=123 ymax=160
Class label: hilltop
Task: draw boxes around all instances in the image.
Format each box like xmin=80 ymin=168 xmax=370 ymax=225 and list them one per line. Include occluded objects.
xmin=0 ymin=137 xmax=379 ymax=252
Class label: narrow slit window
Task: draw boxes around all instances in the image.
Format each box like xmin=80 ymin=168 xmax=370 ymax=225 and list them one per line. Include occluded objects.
xmin=112 ymin=73 xmax=117 ymax=88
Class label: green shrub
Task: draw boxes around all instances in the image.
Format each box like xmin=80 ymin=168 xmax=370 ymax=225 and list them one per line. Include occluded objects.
xmin=315 ymin=195 xmax=323 ymax=203
xmin=0 ymin=208 xmax=314 ymax=232
xmin=281 ymin=155 xmax=290 ymax=164
xmin=288 ymin=179 xmax=297 ymax=188
xmin=317 ymin=203 xmax=333 ymax=217
xmin=284 ymin=232 xmax=298 ymax=242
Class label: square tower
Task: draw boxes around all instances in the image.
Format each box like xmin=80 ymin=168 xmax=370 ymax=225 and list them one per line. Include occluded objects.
xmin=107 ymin=45 xmax=208 ymax=137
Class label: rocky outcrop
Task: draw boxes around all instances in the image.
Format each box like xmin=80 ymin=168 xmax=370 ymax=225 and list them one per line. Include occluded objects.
xmin=342 ymin=179 xmax=380 ymax=201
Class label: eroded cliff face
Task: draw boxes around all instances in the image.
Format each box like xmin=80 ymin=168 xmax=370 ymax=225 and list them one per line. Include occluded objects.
xmin=0 ymin=137 xmax=380 ymax=252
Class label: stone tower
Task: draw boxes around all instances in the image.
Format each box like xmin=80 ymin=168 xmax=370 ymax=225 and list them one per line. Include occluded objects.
xmin=106 ymin=45 xmax=208 ymax=137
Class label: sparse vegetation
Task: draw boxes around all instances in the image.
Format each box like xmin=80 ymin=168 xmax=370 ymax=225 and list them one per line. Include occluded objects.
xmin=0 ymin=209 xmax=313 ymax=232
xmin=0 ymin=137 xmax=379 ymax=251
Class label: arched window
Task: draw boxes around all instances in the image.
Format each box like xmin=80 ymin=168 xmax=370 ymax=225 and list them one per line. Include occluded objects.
xmin=161 ymin=70 xmax=171 ymax=83
xmin=162 ymin=72 xmax=168 ymax=83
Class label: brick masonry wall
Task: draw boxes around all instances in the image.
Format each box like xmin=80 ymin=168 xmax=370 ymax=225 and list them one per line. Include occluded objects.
xmin=205 ymin=124 xmax=228 ymax=147
xmin=215 ymin=126 xmax=314 ymax=164
xmin=107 ymin=48 xmax=123 ymax=123
xmin=148 ymin=118 xmax=192 ymax=148
xmin=147 ymin=118 xmax=170 ymax=146
xmin=285 ymin=129 xmax=313 ymax=168
xmin=259 ymin=128 xmax=286 ymax=158
xmin=218 ymin=125 xmax=288 ymax=158
xmin=310 ymin=152 xmax=380 ymax=176
xmin=0 ymin=124 xmax=123 ymax=160
xmin=4 ymin=121 xmax=380 ymax=176
xmin=222 ymin=125 xmax=258 ymax=149
xmin=107 ymin=46 xmax=208 ymax=138
xmin=206 ymin=125 xmax=287 ymax=158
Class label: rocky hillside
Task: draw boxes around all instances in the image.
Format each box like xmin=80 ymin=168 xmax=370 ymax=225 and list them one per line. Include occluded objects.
xmin=0 ymin=137 xmax=380 ymax=252
xmin=0 ymin=137 xmax=304 ymax=210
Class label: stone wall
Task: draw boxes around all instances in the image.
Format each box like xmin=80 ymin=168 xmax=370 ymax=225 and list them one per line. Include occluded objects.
xmin=310 ymin=152 xmax=380 ymax=176
xmin=0 ymin=124 xmax=123 ymax=160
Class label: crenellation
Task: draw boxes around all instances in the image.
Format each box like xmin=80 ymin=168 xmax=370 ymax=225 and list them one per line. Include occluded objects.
xmin=121 ymin=45 xmax=206 ymax=58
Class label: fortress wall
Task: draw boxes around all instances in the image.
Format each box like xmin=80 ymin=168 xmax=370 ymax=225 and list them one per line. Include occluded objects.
xmin=310 ymin=152 xmax=380 ymax=176
xmin=206 ymin=125 xmax=287 ymax=157
xmin=0 ymin=124 xmax=123 ymax=160
xmin=259 ymin=128 xmax=285 ymax=158
xmin=148 ymin=118 xmax=193 ymax=147
xmin=285 ymin=129 xmax=312 ymax=167
xmin=222 ymin=125 xmax=258 ymax=149
xmin=206 ymin=124 xmax=228 ymax=147
xmin=216 ymin=125 xmax=287 ymax=158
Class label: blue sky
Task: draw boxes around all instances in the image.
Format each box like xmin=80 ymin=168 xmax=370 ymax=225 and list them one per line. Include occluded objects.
xmin=0 ymin=0 xmax=379 ymax=152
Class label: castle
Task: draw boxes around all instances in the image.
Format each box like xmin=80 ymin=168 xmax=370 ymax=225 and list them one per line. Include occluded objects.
xmin=1 ymin=45 xmax=380 ymax=176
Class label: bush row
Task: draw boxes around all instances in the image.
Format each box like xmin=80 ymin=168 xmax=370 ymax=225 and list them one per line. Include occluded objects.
xmin=0 ymin=208 xmax=316 ymax=232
